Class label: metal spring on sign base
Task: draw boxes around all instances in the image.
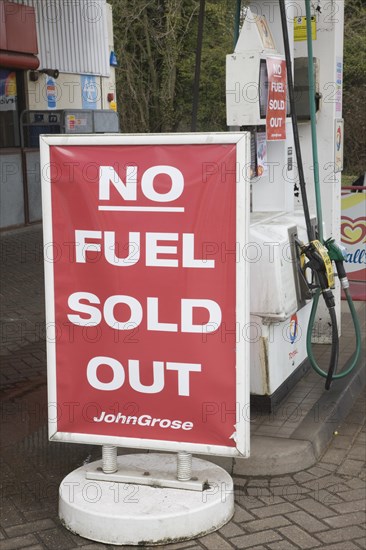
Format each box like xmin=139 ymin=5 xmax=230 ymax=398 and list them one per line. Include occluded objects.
xmin=177 ymin=451 xmax=192 ymax=481
xmin=102 ymin=445 xmax=118 ymax=473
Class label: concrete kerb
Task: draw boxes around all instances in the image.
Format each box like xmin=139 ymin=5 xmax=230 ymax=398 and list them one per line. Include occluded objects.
xmin=234 ymin=436 xmax=316 ymax=476
xmin=198 ymin=349 xmax=365 ymax=477
xmin=292 ymin=353 xmax=366 ymax=460
xmin=232 ymin=352 xmax=365 ymax=477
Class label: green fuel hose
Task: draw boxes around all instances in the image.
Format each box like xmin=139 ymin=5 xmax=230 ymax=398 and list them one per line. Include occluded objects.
xmin=304 ymin=0 xmax=362 ymax=386
xmin=307 ymin=287 xmax=362 ymax=382
xmin=304 ymin=1 xmax=323 ymax=243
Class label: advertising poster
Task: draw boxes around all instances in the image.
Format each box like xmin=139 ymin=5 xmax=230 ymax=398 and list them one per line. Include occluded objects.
xmin=266 ymin=58 xmax=287 ymax=141
xmin=66 ymin=114 xmax=88 ymax=132
xmin=81 ymin=75 xmax=99 ymax=109
xmin=335 ymin=57 xmax=343 ymax=116
xmin=0 ymin=69 xmax=17 ymax=111
xmin=46 ymin=76 xmax=57 ymax=110
xmin=40 ymin=134 xmax=250 ymax=457
xmin=255 ymin=15 xmax=276 ymax=50
xmin=256 ymin=131 xmax=267 ymax=176
xmin=341 ymin=191 xmax=366 ymax=284
xmin=335 ymin=119 xmax=344 ymax=173
xmin=66 ymin=114 xmax=76 ymax=131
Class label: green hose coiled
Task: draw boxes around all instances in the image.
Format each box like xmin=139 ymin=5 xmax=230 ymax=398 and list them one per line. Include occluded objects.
xmin=304 ymin=0 xmax=362 ymax=383
xmin=307 ymin=287 xmax=362 ymax=380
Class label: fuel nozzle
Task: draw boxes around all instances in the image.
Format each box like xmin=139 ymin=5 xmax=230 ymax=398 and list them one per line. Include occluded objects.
xmin=302 ymin=240 xmax=335 ymax=296
xmin=325 ymin=238 xmax=349 ymax=289
xmin=301 ymin=239 xmax=339 ymax=390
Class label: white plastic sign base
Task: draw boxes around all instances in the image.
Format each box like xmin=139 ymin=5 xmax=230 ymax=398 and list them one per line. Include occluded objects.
xmin=59 ymin=453 xmax=234 ymax=546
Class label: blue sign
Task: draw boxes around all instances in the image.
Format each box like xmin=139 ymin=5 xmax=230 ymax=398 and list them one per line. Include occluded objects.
xmin=81 ymin=75 xmax=98 ymax=109
xmin=46 ymin=77 xmax=57 ymax=110
xmin=110 ymin=51 xmax=118 ymax=67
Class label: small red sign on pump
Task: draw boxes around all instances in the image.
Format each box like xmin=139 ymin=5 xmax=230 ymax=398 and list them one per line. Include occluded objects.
xmin=40 ymin=134 xmax=250 ymax=457
xmin=266 ymin=57 xmax=287 ymax=141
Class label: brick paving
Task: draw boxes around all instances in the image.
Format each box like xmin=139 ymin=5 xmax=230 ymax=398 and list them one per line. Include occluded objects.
xmin=0 ymin=225 xmax=365 ymax=549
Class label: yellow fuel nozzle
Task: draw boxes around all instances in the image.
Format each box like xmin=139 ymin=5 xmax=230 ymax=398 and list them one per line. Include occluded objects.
xmin=310 ymin=240 xmax=335 ymax=289
xmin=301 ymin=240 xmax=335 ymax=309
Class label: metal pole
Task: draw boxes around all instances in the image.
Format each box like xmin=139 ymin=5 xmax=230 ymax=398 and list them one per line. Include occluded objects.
xmin=234 ymin=0 xmax=241 ymax=48
xmin=191 ymin=0 xmax=205 ymax=132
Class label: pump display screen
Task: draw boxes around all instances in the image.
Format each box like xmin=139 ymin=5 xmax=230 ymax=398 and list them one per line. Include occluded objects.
xmin=259 ymin=60 xmax=269 ymax=119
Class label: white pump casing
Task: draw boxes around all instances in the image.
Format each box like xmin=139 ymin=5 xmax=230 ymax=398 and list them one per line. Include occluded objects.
xmin=249 ymin=214 xmax=298 ymax=320
xmin=226 ymin=7 xmax=284 ymax=127
xmin=249 ymin=210 xmax=313 ymax=320
xmin=249 ymin=211 xmax=313 ymax=397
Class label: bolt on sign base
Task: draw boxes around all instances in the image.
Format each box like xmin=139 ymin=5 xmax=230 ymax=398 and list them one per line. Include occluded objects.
xmin=59 ymin=453 xmax=234 ymax=546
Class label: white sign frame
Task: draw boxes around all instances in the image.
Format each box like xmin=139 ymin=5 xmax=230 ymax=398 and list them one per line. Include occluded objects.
xmin=40 ymin=132 xmax=251 ymax=458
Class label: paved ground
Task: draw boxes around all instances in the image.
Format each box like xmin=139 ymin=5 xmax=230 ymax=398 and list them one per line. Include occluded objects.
xmin=1 ymin=224 xmax=365 ymax=550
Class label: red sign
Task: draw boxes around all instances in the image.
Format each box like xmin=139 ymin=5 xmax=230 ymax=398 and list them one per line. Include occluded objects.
xmin=41 ymin=134 xmax=250 ymax=456
xmin=266 ymin=57 xmax=287 ymax=141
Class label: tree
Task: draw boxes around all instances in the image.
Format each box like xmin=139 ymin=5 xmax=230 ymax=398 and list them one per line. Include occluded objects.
xmin=110 ymin=0 xmax=195 ymax=132
xmin=109 ymin=0 xmax=235 ymax=133
xmin=176 ymin=0 xmax=236 ymax=131
xmin=110 ymin=0 xmax=364 ymax=174
xmin=343 ymin=0 xmax=366 ymax=174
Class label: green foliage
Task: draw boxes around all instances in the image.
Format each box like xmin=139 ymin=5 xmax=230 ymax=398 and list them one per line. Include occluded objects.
xmin=109 ymin=0 xmax=235 ymax=133
xmin=110 ymin=0 xmax=195 ymax=132
xmin=109 ymin=0 xmax=365 ymax=174
xmin=343 ymin=0 xmax=366 ymax=174
xmin=344 ymin=0 xmax=366 ymax=87
xmin=176 ymin=1 xmax=235 ymax=131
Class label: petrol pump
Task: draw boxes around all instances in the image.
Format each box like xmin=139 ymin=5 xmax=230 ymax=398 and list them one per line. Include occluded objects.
xmin=226 ymin=0 xmax=361 ymax=409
